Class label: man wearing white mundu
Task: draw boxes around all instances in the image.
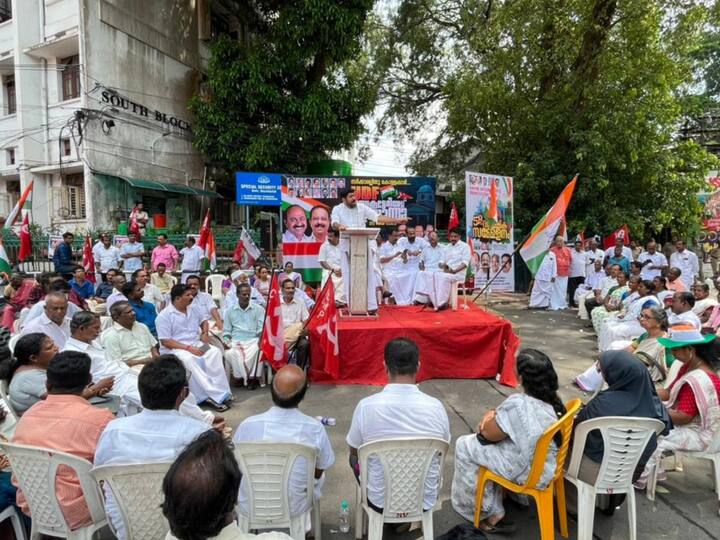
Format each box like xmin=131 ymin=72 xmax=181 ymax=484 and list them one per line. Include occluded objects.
xmin=330 ymin=188 xmax=409 ymax=313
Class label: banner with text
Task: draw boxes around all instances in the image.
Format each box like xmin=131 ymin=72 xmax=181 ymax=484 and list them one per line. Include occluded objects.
xmin=281 ymin=175 xmax=436 ymax=283
xmin=465 ymin=172 xmax=514 ymax=292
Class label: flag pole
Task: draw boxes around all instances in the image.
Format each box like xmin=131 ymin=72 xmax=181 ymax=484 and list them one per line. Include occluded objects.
xmin=254 ymin=269 xmax=277 ymax=380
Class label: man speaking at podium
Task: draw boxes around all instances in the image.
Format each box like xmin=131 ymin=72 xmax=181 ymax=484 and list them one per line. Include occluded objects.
xmin=331 ymin=188 xmax=409 ymax=313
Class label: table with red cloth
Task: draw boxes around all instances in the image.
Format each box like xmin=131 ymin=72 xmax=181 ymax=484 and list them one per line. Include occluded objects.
xmin=309 ymin=304 xmax=519 ymax=387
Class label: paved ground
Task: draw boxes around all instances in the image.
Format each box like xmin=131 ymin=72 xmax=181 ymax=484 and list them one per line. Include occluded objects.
xmin=219 ymin=294 xmax=720 ymax=540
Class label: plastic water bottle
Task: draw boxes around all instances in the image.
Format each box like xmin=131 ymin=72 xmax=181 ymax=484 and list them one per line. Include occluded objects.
xmin=316 ymin=416 xmax=336 ymax=426
xmin=339 ymin=500 xmax=350 ymax=533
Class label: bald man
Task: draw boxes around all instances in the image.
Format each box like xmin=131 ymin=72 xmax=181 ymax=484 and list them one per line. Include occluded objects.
xmin=232 ymin=365 xmax=334 ymax=522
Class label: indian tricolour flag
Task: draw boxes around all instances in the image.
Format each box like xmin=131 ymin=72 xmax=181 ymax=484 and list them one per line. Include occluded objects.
xmin=282 ymin=242 xmax=323 ymax=283
xmin=0 ymin=239 xmax=12 ymax=274
xmin=519 ymin=175 xmax=578 ymax=275
xmin=379 ymin=185 xmax=399 ymax=199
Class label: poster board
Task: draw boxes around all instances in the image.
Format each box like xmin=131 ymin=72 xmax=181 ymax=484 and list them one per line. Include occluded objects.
xmin=465 ymin=172 xmax=514 ymax=292
xmin=280 ymin=175 xmax=436 ymax=283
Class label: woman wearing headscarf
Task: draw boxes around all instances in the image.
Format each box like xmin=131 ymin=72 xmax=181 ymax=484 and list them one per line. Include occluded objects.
xmin=636 ymin=326 xmax=720 ymax=488
xmin=573 ymin=350 xmax=670 ymax=512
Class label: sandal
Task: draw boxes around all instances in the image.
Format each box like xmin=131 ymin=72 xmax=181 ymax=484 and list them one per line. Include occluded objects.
xmin=478 ymin=519 xmax=516 ymax=535
xmin=204 ymin=399 xmax=230 ymax=412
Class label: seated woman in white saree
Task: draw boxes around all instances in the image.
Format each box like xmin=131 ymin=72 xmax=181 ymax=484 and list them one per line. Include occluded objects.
xmin=691 ymin=283 xmax=718 ymax=317
xmin=653 ymin=276 xmax=674 ymax=308
xmin=636 ymin=326 xmax=720 ymax=488
xmin=599 ymin=279 xmax=661 ymax=351
xmin=451 ymin=349 xmax=566 ymax=534
xmin=590 ymin=272 xmax=631 ymax=334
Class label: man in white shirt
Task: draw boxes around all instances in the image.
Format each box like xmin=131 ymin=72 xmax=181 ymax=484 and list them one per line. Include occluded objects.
xmin=132 ymin=268 xmax=165 ymax=311
xmin=94 ymin=355 xmax=211 ymax=540
xmin=584 ymin=238 xmax=605 ymax=277
xmin=105 ymin=273 xmax=128 ymax=313
xmin=21 ymin=292 xmax=71 ymax=348
xmin=568 ymin=240 xmax=586 ymax=308
xmin=179 ymin=237 xmax=204 ymax=284
xmin=101 ymin=301 xmax=159 ymax=370
xmin=234 ymin=365 xmax=334 ymax=520
xmin=418 ymin=231 xmax=444 ymax=273
xmin=283 ymin=205 xmax=313 ymax=243
xmin=604 ymin=238 xmax=633 ymax=262
xmin=347 ymin=338 xmax=450 ymax=512
xmin=330 ymin=188 xmax=409 ymax=313
xmin=668 ymin=291 xmax=702 ymax=328
xmin=21 ymin=280 xmax=82 ymax=328
xmin=186 ymin=275 xmax=223 ymax=330
xmin=156 ymin=284 xmax=232 ymax=412
xmin=120 ymin=233 xmax=145 ymax=280
xmin=318 ymin=228 xmax=346 ymax=305
xmin=280 ymin=279 xmax=310 ymax=370
xmin=638 ymin=240 xmax=668 ymax=281
xmin=574 ymin=259 xmax=605 ymax=310
xmin=413 ymin=228 xmax=471 ymax=310
xmin=223 ymin=270 xmax=266 ymax=315
xmin=379 ymin=229 xmax=414 ymax=305
xmin=528 ymin=251 xmax=557 ymax=309
xmin=669 ymin=240 xmax=699 ymax=288
xmin=397 ymin=227 xmax=427 ymax=299
xmin=93 ymin=234 xmax=121 ymax=282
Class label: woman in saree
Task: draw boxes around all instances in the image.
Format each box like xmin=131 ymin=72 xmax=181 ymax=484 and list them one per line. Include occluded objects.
xmin=590 ymin=272 xmax=631 ymax=334
xmin=599 ymin=279 xmax=661 ymax=351
xmin=636 ymin=326 xmax=720 ymax=488
xmin=451 ymin=349 xmax=566 ymax=533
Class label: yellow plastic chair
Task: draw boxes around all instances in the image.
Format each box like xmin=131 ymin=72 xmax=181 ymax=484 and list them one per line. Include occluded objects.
xmin=473 ymin=398 xmax=582 ymax=540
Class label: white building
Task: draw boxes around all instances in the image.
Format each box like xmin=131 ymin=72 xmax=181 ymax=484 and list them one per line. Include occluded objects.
xmin=0 ymin=0 xmax=240 ymax=232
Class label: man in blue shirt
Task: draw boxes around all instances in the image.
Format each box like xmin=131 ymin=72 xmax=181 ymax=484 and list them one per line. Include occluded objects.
xmin=607 ymin=245 xmax=631 ymax=275
xmin=68 ymin=267 xmax=95 ymax=300
xmin=122 ymin=280 xmax=158 ymax=337
xmin=52 ymin=232 xmax=76 ymax=279
xmin=95 ymin=269 xmax=118 ymax=300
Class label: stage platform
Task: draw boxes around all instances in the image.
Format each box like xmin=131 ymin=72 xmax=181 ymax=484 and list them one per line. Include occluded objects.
xmin=309 ymin=303 xmax=519 ymax=387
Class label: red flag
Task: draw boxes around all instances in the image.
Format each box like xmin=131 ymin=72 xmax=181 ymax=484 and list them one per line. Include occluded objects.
xmin=306 ymin=278 xmax=340 ymax=378
xmin=198 ymin=209 xmax=211 ymax=249
xmin=82 ymin=235 xmax=96 ymax=283
xmin=448 ymin=202 xmax=459 ymax=232
xmin=488 ymin=180 xmax=498 ymax=221
xmin=128 ymin=207 xmax=141 ymax=238
xmin=260 ymin=272 xmax=286 ymax=370
xmin=574 ymin=231 xmax=585 ymax=244
xmin=603 ymin=225 xmax=630 ymax=250
xmin=233 ymin=228 xmax=261 ymax=268
xmin=18 ymin=214 xmax=31 ymax=262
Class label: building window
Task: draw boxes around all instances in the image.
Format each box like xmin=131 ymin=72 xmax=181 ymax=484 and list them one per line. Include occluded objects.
xmin=62 ymin=173 xmax=86 ymax=219
xmin=0 ymin=0 xmax=10 ymax=23
xmin=60 ymin=55 xmax=80 ymax=101
xmin=4 ymin=76 xmax=15 ymax=115
xmin=6 ymin=148 xmax=14 ymax=165
xmin=61 ymin=139 xmax=72 ymax=156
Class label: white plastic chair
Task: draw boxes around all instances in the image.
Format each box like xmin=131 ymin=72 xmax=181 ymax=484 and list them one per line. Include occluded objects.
xmin=0 ymin=442 xmax=108 ymax=540
xmin=205 ymin=274 xmax=226 ymax=308
xmin=233 ymin=442 xmax=321 ymax=540
xmin=90 ymin=461 xmax=173 ymax=540
xmin=0 ymin=506 xmax=26 ymax=540
xmin=354 ymin=438 xmax=449 ymax=540
xmin=0 ymin=388 xmax=19 ymax=437
xmin=566 ymin=417 xmax=665 ymax=540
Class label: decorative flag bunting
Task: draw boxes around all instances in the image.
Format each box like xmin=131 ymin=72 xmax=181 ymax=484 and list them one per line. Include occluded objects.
xmin=260 ymin=271 xmax=286 ymax=370
xmin=488 ymin=180 xmax=498 ymax=222
xmin=82 ymin=235 xmax=96 ymax=283
xmin=448 ymin=202 xmax=460 ymax=232
xmin=5 ymin=181 xmax=33 ymax=229
xmin=18 ymin=214 xmax=32 ymax=262
xmin=603 ymin=225 xmax=630 ymax=250
xmin=519 ymin=175 xmax=578 ymax=276
xmin=306 ymin=278 xmax=340 ymax=378
xmin=233 ymin=227 xmax=262 ymax=268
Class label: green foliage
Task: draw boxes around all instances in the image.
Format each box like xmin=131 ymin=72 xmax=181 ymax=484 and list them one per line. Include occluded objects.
xmin=190 ymin=1 xmax=378 ymax=174
xmin=371 ymin=0 xmax=719 ymax=238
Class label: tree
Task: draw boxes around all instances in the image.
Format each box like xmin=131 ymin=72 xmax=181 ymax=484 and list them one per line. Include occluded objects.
xmin=190 ymin=1 xmax=377 ymax=174
xmin=371 ymin=0 xmax=719 ymax=237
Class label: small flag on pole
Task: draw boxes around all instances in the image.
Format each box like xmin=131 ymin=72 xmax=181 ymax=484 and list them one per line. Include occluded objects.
xmin=306 ymin=278 xmax=340 ymax=378
xmin=488 ymin=180 xmax=498 ymax=222
xmin=233 ymin=228 xmax=261 ymax=268
xmin=82 ymin=235 xmax=96 ymax=283
xmin=0 ymin=237 xmax=12 ymax=275
xmin=448 ymin=202 xmax=459 ymax=232
xmin=260 ymin=271 xmax=286 ymax=371
xmin=197 ymin=209 xmax=216 ymax=271
xmin=5 ymin=181 xmax=33 ymax=229
xmin=18 ymin=214 xmax=32 ymax=262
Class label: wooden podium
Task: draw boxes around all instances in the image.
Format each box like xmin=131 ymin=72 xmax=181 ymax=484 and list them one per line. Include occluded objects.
xmin=341 ymin=227 xmax=379 ymax=315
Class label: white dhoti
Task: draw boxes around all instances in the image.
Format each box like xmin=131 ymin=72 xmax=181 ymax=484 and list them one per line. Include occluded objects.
xmin=385 ymin=270 xmax=416 ymax=306
xmin=598 ymin=319 xmax=644 ymax=352
xmin=550 ymin=276 xmax=568 ymax=310
xmin=529 ymin=279 xmax=553 ymax=308
xmin=577 ymin=291 xmax=595 ymax=320
xmin=413 ymin=271 xmax=461 ymax=307
xmin=173 ymin=345 xmax=231 ymax=404
xmin=321 ymin=269 xmax=346 ymax=304
xmin=224 ymin=338 xmax=261 ymax=382
xmin=340 ymin=241 xmax=377 ymax=311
